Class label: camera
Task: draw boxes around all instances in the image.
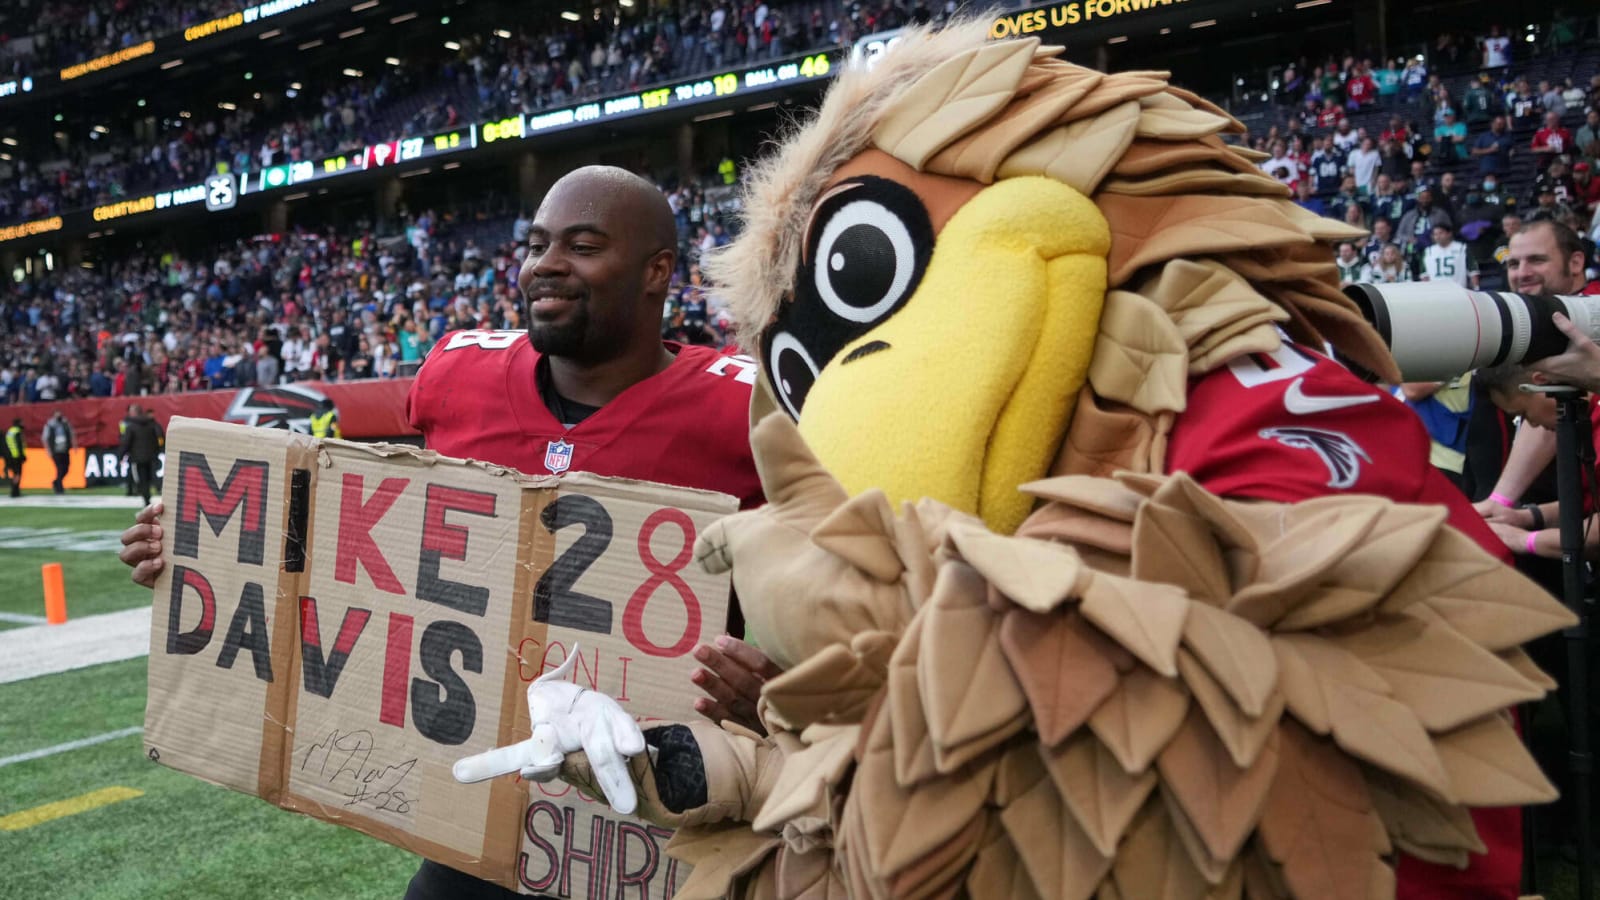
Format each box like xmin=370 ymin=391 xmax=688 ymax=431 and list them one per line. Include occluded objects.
xmin=1343 ymin=282 xmax=1600 ymax=382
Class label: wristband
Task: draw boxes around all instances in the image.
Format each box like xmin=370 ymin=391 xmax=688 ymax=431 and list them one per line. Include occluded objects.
xmin=1489 ymin=492 xmax=1516 ymax=508
xmin=1524 ymin=504 xmax=1546 ymax=530
xmin=1525 ymin=531 xmax=1539 ymax=556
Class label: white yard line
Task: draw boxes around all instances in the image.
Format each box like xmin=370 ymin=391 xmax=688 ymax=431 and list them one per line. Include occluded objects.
xmin=0 ymin=496 xmax=144 ymax=509
xmin=0 ymin=726 xmax=144 ymax=769
xmin=0 ymin=607 xmax=150 ymax=685
xmin=0 ymin=611 xmax=48 ymax=625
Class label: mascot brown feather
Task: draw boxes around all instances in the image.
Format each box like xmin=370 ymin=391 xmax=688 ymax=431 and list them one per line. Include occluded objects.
xmin=492 ymin=21 xmax=1576 ymax=900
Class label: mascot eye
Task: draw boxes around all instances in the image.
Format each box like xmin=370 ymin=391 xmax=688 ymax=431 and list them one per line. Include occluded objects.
xmin=812 ymin=199 xmax=918 ymax=324
xmin=767 ymin=330 xmax=820 ymax=420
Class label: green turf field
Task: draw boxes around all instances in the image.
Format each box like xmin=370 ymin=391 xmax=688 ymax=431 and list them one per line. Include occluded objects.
xmin=0 ymin=504 xmax=150 ymax=630
xmin=0 ymin=659 xmax=417 ymax=900
xmin=0 ymin=501 xmax=420 ymax=898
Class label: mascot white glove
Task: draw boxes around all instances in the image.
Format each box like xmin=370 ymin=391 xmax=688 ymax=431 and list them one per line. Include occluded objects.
xmin=451 ymin=645 xmax=646 ymax=815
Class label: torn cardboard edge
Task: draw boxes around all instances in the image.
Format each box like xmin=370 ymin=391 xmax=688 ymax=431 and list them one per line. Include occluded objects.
xmin=145 ymin=417 xmax=736 ymax=893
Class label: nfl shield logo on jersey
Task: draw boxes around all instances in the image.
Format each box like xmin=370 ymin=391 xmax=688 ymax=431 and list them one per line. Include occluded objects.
xmin=544 ymin=440 xmax=575 ymax=474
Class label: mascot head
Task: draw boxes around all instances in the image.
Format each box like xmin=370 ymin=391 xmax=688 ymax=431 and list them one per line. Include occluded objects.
xmin=708 ymin=21 xmax=1397 ymax=534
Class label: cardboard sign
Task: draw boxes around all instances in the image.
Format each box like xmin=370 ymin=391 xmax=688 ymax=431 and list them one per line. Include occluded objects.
xmin=144 ymin=418 xmax=736 ymax=893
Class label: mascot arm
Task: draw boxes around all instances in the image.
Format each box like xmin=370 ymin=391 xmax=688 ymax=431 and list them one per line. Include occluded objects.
xmin=557 ymin=720 xmax=782 ymax=831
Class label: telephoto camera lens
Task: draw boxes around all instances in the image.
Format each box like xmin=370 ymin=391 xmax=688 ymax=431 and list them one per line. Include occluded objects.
xmin=1344 ymin=282 xmax=1600 ymax=382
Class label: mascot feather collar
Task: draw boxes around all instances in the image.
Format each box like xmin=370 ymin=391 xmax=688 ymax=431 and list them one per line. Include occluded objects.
xmin=464 ymin=22 xmax=1576 ymax=900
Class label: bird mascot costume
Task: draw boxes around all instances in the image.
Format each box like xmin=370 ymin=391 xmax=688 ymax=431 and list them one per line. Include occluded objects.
xmin=459 ymin=21 xmax=1578 ymax=900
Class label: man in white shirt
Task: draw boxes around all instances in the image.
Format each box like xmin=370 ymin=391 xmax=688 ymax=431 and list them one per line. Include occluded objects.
xmin=1348 ymin=136 xmax=1381 ymax=191
xmin=1482 ymin=25 xmax=1511 ymax=69
xmin=1332 ymin=119 xmax=1359 ymax=153
xmin=1421 ymin=223 xmax=1478 ymax=288
xmin=1259 ymin=140 xmax=1299 ymax=187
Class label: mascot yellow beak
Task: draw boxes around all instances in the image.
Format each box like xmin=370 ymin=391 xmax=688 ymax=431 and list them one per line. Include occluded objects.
xmin=760 ymin=160 xmax=1109 ymax=535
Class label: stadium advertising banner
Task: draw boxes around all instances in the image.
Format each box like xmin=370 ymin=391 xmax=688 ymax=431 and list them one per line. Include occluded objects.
xmin=0 ymin=0 xmax=327 ymax=102
xmin=8 ymin=379 xmax=418 ymax=486
xmin=144 ymin=417 xmax=734 ymax=894
xmin=0 ymin=48 xmax=843 ymax=247
xmin=989 ymin=0 xmax=1195 ymax=37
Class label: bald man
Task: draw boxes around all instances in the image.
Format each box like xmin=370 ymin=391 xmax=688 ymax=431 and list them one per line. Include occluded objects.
xmin=402 ymin=168 xmax=764 ymax=897
xmin=116 ymin=166 xmax=766 ymax=899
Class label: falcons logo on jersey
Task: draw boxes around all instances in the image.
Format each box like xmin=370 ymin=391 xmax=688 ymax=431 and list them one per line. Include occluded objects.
xmin=1258 ymin=427 xmax=1372 ymax=489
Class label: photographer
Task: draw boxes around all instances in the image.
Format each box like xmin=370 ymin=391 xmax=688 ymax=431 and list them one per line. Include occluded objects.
xmin=1473 ymin=221 xmax=1595 ymax=523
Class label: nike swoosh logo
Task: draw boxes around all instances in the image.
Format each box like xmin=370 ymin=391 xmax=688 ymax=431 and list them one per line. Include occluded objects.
xmin=1283 ymin=377 xmax=1381 ymax=415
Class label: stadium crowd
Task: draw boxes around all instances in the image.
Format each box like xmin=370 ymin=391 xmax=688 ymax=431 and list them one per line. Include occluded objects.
xmin=1243 ymin=24 xmax=1600 ymax=289
xmin=0 ymin=0 xmax=241 ymax=75
xmin=0 ymin=175 xmax=742 ymax=403
xmin=0 ymin=0 xmax=961 ymax=227
xmin=4 ymin=15 xmax=1600 ymax=408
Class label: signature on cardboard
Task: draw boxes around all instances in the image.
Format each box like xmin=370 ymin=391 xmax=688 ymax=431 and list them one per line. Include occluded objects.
xmin=300 ymin=729 xmax=418 ymax=814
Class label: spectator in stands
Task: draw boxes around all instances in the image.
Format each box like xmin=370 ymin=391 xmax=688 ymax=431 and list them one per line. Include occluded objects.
xmin=1539 ymin=80 xmax=1567 ymax=118
xmin=1278 ymin=65 xmax=1304 ymax=105
xmin=1472 ymin=115 xmax=1515 ymax=176
xmin=1461 ymin=74 xmax=1497 ymax=127
xmin=1494 ymin=211 xmax=1523 ymax=266
xmin=1309 ymin=135 xmax=1347 ymax=195
xmin=1400 ymin=187 xmax=1453 ymax=255
xmin=1381 ymin=115 xmax=1411 ymax=146
xmin=1435 ymin=110 xmax=1469 ymax=161
xmin=1294 ymin=179 xmax=1327 ymax=216
xmin=1317 ymin=97 xmax=1342 ymax=128
xmin=1335 ymin=242 xmax=1372 ymax=284
xmin=1576 ymin=110 xmax=1600 ymax=166
xmin=1378 ymin=137 xmax=1410 ymax=181
xmin=1331 ymin=117 xmax=1359 ymax=152
xmin=1402 ymin=56 xmax=1428 ymax=104
xmin=1437 ymin=171 xmax=1465 ymax=216
xmin=1349 ymin=136 xmax=1381 ymax=191
xmin=1409 ymin=160 xmax=1435 ymax=197
xmin=1341 ymin=200 xmax=1369 ymax=232
xmin=255 ymin=328 xmax=281 ymax=386
xmin=34 ymin=368 xmax=59 ymax=401
xmin=1364 ymin=217 xmax=1397 ymax=265
xmin=1319 ymin=63 xmax=1343 ymax=109
xmin=1296 ymin=97 xmax=1321 ymax=130
xmin=1430 ymin=84 xmax=1456 ymax=130
xmin=346 ymin=336 xmax=376 ymax=380
xmin=1573 ymin=162 xmax=1599 ymax=217
xmin=1458 ymin=189 xmax=1504 ymax=265
xmin=1529 ymin=109 xmax=1568 ymax=166
xmin=1526 ymin=185 xmax=1567 ymax=223
xmin=1287 ymin=134 xmax=1311 ymax=173
xmin=1560 ymin=77 xmax=1585 ymax=112
xmin=1422 ymin=223 xmax=1477 ymax=288
xmin=1372 ymin=242 xmax=1413 ymax=282
xmin=1536 ymin=158 xmax=1578 ymax=209
xmin=1328 ymin=174 xmax=1368 ymax=222
xmin=1508 ymin=78 xmax=1541 ymax=129
xmin=1481 ymin=25 xmax=1512 ymax=70
xmin=1480 ymin=172 xmax=1506 ymax=208
xmin=1345 ymin=63 xmax=1377 ymax=110
xmin=1374 ymin=58 xmax=1402 ymax=107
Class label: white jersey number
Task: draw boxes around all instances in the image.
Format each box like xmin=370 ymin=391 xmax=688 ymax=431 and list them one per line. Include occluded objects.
xmin=443 ymin=330 xmax=522 ymax=351
xmin=706 ymin=354 xmax=758 ymax=385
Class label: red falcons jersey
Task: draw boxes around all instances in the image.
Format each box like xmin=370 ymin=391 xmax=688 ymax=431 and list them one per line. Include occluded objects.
xmin=1168 ymin=342 xmax=1520 ymax=900
xmin=406 ymin=330 xmax=763 ymax=508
